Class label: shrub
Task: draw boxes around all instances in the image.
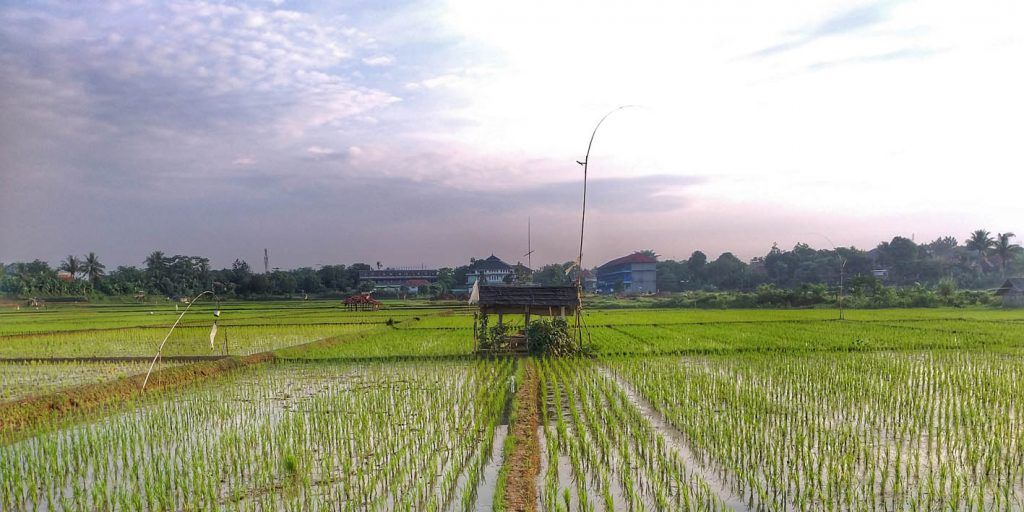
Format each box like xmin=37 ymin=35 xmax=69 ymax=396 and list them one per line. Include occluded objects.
xmin=526 ymin=317 xmax=579 ymax=356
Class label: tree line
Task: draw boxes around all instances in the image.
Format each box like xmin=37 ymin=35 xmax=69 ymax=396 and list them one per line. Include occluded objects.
xmin=529 ymin=230 xmax=1021 ymax=293
xmin=1 ymin=229 xmax=1020 ymax=300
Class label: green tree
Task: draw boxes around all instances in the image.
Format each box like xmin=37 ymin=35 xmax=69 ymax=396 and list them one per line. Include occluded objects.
xmin=512 ymin=263 xmax=533 ymax=284
xmin=965 ymin=229 xmax=995 ymax=262
xmin=436 ymin=267 xmax=455 ymax=293
xmin=58 ymin=255 xmax=81 ymax=278
xmin=106 ymin=266 xmax=146 ymax=295
xmin=993 ymin=232 xmax=1020 ymax=276
xmin=452 ymin=265 xmax=471 ymax=287
xmin=316 ymin=265 xmax=347 ymax=291
xmin=533 ymin=263 xmax=572 ymax=286
xmin=82 ymin=252 xmax=106 ymax=284
xmin=704 ymin=252 xmax=747 ymax=289
xmin=687 ymin=251 xmax=707 ymax=286
xmin=144 ymin=251 xmax=169 ymax=292
xmin=936 ymin=277 xmax=957 ymax=302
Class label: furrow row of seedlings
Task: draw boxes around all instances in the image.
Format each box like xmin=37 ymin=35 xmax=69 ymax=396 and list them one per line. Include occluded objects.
xmin=610 ymin=351 xmax=1024 ymax=511
xmin=0 ymin=359 xmax=514 ymax=511
xmin=537 ymin=357 xmax=727 ymax=512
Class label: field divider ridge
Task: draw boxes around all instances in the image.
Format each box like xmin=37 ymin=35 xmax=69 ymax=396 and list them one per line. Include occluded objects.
xmin=502 ymin=358 xmax=540 ymax=512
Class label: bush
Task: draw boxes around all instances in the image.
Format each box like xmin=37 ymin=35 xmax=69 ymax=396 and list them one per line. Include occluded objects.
xmin=476 ymin=314 xmax=515 ymax=351
xmin=526 ymin=317 xmax=579 ymax=356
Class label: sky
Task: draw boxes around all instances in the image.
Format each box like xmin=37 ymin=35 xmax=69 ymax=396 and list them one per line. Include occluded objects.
xmin=1 ymin=0 xmax=1022 ymax=270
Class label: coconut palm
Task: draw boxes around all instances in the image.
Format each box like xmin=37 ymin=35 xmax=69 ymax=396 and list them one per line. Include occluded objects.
xmin=145 ymin=251 xmax=166 ymax=272
xmin=82 ymin=252 xmax=106 ymax=284
xmin=993 ymin=232 xmax=1021 ymax=276
xmin=58 ymin=255 xmax=81 ymax=278
xmin=965 ymin=229 xmax=995 ymax=265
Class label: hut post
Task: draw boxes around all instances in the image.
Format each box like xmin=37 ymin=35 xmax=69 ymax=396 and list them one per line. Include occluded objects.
xmin=524 ymin=305 xmax=531 ymax=350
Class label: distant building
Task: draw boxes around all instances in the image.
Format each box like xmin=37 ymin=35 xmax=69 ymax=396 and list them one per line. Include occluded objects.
xmin=995 ymin=278 xmax=1024 ymax=308
xmin=871 ymin=269 xmax=889 ymax=280
xmin=359 ymin=268 xmax=438 ymax=291
xmin=404 ymin=279 xmax=432 ymax=294
xmin=596 ymin=253 xmax=657 ymax=294
xmin=466 ymin=255 xmax=514 ymax=285
xmin=581 ymin=269 xmax=597 ymax=292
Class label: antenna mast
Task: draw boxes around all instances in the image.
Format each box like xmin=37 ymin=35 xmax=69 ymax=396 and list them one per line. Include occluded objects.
xmin=524 ymin=217 xmax=534 ymax=271
xmin=264 ymin=249 xmax=269 ymax=274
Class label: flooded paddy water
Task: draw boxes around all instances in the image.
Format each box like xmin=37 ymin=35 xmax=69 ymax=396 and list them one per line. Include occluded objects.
xmin=0 ymin=359 xmax=516 ymax=511
xmin=4 ymin=306 xmax=1024 ymax=511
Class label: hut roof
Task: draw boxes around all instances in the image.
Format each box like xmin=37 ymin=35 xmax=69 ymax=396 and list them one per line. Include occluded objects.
xmin=477 ymin=285 xmax=578 ymax=308
xmin=343 ymin=293 xmax=381 ymax=305
xmin=995 ymin=278 xmax=1024 ymax=296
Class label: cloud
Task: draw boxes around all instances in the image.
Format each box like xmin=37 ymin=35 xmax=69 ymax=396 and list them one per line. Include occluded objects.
xmin=0 ymin=1 xmax=398 ymax=139
xmin=748 ymin=2 xmax=893 ymax=59
xmin=306 ymin=146 xmax=338 ymax=157
xmin=362 ymin=55 xmax=394 ymax=66
xmin=805 ymin=47 xmax=943 ymax=71
xmin=2 ymin=0 xmax=1023 ymax=270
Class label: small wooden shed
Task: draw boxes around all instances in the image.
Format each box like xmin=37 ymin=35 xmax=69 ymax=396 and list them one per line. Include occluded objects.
xmin=343 ymin=293 xmax=382 ymax=311
xmin=995 ymin=278 xmax=1024 ymax=307
xmin=470 ymin=285 xmax=579 ymax=352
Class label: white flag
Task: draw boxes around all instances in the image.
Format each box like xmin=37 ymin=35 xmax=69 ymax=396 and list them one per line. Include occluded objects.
xmin=468 ymin=280 xmax=480 ymax=305
xmin=209 ymin=321 xmax=218 ymax=350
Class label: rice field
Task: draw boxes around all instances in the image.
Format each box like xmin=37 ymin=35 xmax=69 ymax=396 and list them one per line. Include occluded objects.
xmin=608 ymin=351 xmax=1024 ymax=511
xmin=1 ymin=301 xmax=1022 ymax=510
xmin=0 ymin=323 xmax=388 ymax=359
xmin=1 ymin=360 xmax=516 ymax=511
xmin=0 ymin=361 xmax=181 ymax=403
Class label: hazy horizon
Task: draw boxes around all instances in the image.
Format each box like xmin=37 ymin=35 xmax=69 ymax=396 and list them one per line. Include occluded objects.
xmin=2 ymin=0 xmax=1022 ymax=270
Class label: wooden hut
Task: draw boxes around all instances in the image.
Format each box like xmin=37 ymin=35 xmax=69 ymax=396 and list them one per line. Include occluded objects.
xmin=995 ymin=278 xmax=1024 ymax=307
xmin=470 ymin=285 xmax=579 ymax=353
xmin=343 ymin=293 xmax=382 ymax=311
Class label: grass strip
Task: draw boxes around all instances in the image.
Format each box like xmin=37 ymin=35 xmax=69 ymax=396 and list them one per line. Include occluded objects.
xmin=503 ymin=358 xmax=540 ymax=512
xmin=0 ymin=353 xmax=273 ymax=440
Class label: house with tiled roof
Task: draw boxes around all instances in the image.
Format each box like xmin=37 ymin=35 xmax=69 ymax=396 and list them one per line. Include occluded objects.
xmin=596 ymin=252 xmax=657 ymax=294
xmin=466 ymin=255 xmax=514 ymax=285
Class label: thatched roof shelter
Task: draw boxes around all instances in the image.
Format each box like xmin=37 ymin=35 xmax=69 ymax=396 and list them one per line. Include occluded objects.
xmin=472 ymin=285 xmax=578 ymax=316
xmin=995 ymin=278 xmax=1024 ymax=307
xmin=469 ymin=284 xmax=579 ymax=353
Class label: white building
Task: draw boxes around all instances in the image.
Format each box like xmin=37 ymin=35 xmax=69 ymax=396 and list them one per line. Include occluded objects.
xmin=466 ymin=255 xmax=514 ymax=285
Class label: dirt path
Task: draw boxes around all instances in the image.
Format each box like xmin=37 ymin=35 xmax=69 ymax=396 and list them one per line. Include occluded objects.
xmin=504 ymin=358 xmax=540 ymax=512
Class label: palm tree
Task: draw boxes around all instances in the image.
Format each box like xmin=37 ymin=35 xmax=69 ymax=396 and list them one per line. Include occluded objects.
xmin=58 ymin=255 xmax=81 ymax=278
xmin=145 ymin=251 xmax=166 ymax=271
xmin=82 ymin=252 xmax=106 ymax=284
xmin=993 ymin=232 xmax=1021 ymax=276
xmin=965 ymin=229 xmax=995 ymax=268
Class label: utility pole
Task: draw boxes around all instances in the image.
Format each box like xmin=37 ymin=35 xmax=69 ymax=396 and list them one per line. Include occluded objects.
xmin=523 ymin=217 xmax=535 ymax=272
xmin=264 ymin=249 xmax=269 ymax=274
